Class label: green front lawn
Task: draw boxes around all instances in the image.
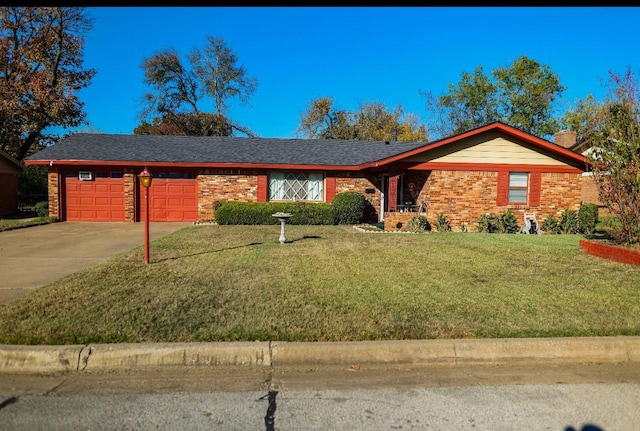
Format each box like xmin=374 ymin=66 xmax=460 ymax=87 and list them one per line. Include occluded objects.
xmin=1 ymin=225 xmax=639 ymax=345
xmin=0 ymin=215 xmax=57 ymax=232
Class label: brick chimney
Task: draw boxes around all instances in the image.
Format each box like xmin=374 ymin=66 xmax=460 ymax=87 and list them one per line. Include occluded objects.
xmin=554 ymin=130 xmax=577 ymax=149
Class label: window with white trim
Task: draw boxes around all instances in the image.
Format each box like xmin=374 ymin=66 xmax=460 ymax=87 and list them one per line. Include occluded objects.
xmin=269 ymin=172 xmax=324 ymax=201
xmin=508 ymin=172 xmax=529 ymax=203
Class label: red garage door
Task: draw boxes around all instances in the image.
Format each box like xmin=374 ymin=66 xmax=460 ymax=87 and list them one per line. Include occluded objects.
xmin=65 ymin=171 xmax=125 ymax=221
xmin=140 ymin=172 xmax=198 ymax=222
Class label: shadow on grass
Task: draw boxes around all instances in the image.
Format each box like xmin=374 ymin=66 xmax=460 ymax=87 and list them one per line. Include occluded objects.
xmin=155 ymin=235 xmax=322 ymax=262
xmin=287 ymin=235 xmax=321 ymax=243
xmin=155 ymin=242 xmax=265 ymax=263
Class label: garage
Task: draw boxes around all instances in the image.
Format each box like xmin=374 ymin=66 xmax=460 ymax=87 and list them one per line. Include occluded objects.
xmin=64 ymin=170 xmax=125 ymax=221
xmin=140 ymin=171 xmax=198 ymax=222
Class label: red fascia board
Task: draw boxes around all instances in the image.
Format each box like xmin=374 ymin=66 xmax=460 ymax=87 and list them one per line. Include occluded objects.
xmin=408 ymin=161 xmax=584 ymax=173
xmin=24 ymin=159 xmax=366 ymax=171
xmin=364 ymin=122 xmax=588 ymax=169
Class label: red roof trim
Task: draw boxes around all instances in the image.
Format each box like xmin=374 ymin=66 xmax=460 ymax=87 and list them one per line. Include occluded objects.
xmin=24 ymin=159 xmax=366 ymax=171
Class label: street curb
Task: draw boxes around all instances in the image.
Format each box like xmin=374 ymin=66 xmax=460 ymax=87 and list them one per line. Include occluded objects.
xmin=1 ymin=337 xmax=640 ymax=374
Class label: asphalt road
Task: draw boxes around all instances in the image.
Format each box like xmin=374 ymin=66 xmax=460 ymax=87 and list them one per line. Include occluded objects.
xmin=2 ymin=363 xmax=640 ymax=430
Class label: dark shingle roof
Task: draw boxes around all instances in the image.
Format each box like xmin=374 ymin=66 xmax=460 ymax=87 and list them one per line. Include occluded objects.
xmin=25 ymin=134 xmax=429 ymax=167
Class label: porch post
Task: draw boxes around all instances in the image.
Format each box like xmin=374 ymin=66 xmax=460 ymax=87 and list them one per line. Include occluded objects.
xmin=388 ymin=175 xmax=399 ymax=212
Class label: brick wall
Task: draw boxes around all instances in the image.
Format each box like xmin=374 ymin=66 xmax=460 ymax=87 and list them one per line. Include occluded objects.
xmin=198 ymin=169 xmax=259 ymax=221
xmin=581 ymin=173 xmax=610 ymax=217
xmin=124 ymin=169 xmax=136 ymax=222
xmin=47 ymin=168 xmax=59 ymax=219
xmin=554 ymin=130 xmax=577 ymax=149
xmin=336 ymin=174 xmax=381 ymax=223
xmin=383 ymin=211 xmax=423 ymax=231
xmin=538 ymin=172 xmax=582 ymax=216
xmin=0 ymin=172 xmax=18 ymax=215
xmin=418 ymin=170 xmax=499 ymax=231
xmin=387 ymin=169 xmax=583 ymax=232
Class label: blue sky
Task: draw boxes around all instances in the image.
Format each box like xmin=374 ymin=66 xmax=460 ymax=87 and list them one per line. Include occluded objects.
xmin=71 ymin=6 xmax=640 ymax=139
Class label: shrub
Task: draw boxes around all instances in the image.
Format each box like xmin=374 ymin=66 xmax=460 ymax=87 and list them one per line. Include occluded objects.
xmin=476 ymin=210 xmax=519 ymax=234
xmin=599 ymin=216 xmax=624 ymax=240
xmin=541 ymin=213 xmax=560 ymax=234
xmin=497 ymin=209 xmax=519 ymax=234
xmin=559 ymin=209 xmax=579 ymax=234
xmin=434 ymin=213 xmax=451 ymax=232
xmin=407 ymin=215 xmax=431 ymax=232
xmin=331 ymin=192 xmax=366 ymax=225
xmin=214 ymin=201 xmax=334 ymax=225
xmin=578 ymin=203 xmax=599 ymax=235
xmin=476 ymin=214 xmax=499 ymax=233
xmin=35 ymin=201 xmax=48 ymax=217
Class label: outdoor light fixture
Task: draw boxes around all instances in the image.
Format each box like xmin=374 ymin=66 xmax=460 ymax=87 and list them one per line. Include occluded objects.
xmin=138 ymin=167 xmax=153 ymax=263
xmin=139 ymin=167 xmax=153 ymax=188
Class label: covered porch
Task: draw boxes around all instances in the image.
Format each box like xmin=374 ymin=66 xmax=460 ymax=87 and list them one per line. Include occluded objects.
xmin=379 ymin=171 xmax=429 ymax=231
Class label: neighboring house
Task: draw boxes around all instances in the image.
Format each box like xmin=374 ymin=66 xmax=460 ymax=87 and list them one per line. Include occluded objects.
xmin=0 ymin=148 xmax=24 ymax=216
xmin=555 ymin=129 xmax=610 ymax=217
xmin=24 ymin=122 xmax=589 ymax=231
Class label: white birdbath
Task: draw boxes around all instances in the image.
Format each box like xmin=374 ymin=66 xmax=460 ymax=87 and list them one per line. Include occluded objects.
xmin=272 ymin=212 xmax=293 ymax=244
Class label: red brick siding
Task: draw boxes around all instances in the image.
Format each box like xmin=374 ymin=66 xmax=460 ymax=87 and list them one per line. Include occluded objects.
xmin=124 ymin=169 xmax=136 ymax=222
xmin=198 ymin=170 xmax=259 ymax=221
xmin=581 ymin=174 xmax=611 ymax=217
xmin=47 ymin=168 xmax=59 ymax=219
xmin=538 ymin=172 xmax=582 ymax=216
xmin=336 ymin=174 xmax=381 ymax=223
xmin=383 ymin=212 xmax=421 ymax=231
xmin=0 ymin=172 xmax=19 ymax=215
xmin=409 ymin=170 xmax=582 ymax=232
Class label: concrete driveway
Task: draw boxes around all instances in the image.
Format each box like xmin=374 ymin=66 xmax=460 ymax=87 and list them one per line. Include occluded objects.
xmin=0 ymin=222 xmax=191 ymax=305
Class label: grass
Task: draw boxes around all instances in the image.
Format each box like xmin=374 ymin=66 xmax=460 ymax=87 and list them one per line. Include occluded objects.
xmin=1 ymin=225 xmax=639 ymax=345
xmin=0 ymin=211 xmax=57 ymax=232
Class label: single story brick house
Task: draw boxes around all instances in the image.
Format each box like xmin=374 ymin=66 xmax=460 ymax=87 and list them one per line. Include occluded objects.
xmin=24 ymin=122 xmax=589 ymax=231
xmin=0 ymin=148 xmax=24 ymax=216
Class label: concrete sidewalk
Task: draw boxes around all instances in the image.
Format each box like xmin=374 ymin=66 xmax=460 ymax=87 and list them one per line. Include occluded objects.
xmin=0 ymin=221 xmax=191 ymax=304
xmin=2 ymin=337 xmax=639 ymax=374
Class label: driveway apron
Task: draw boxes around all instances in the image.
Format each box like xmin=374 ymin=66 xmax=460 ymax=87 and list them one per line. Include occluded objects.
xmin=0 ymin=222 xmax=191 ymax=305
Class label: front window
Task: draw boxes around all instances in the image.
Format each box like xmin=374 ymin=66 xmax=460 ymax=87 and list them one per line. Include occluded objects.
xmin=508 ymin=172 xmax=528 ymax=203
xmin=269 ymin=172 xmax=323 ymax=201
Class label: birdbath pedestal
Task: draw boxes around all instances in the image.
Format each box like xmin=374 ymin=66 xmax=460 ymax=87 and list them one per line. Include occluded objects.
xmin=272 ymin=212 xmax=293 ymax=244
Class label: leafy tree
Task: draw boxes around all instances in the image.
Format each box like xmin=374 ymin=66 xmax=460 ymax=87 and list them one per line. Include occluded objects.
xmin=296 ymin=97 xmax=356 ymax=140
xmin=0 ymin=7 xmax=96 ymax=161
xmin=354 ymin=101 xmax=427 ymax=141
xmin=423 ymin=55 xmax=565 ymax=139
xmin=134 ymin=112 xmax=234 ymax=136
xmin=560 ymin=94 xmax=605 ymax=153
xmin=138 ymin=36 xmax=257 ymax=137
xmin=582 ymin=68 xmax=640 ymax=244
xmin=296 ymin=97 xmax=427 ymax=142
xmin=423 ymin=66 xmax=498 ymax=138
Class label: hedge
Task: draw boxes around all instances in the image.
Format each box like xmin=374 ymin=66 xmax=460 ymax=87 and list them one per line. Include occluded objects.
xmin=214 ymin=201 xmax=335 ymax=225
